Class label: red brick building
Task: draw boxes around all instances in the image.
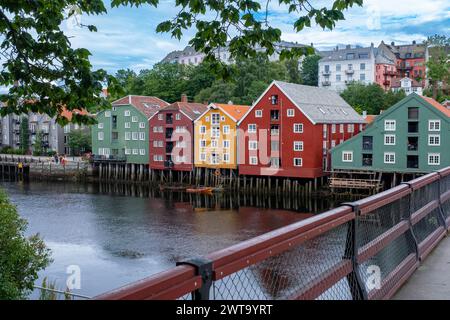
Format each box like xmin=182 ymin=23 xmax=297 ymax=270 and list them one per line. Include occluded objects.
xmin=237 ymin=81 xmax=366 ymax=179
xmin=149 ymin=94 xmax=206 ymax=172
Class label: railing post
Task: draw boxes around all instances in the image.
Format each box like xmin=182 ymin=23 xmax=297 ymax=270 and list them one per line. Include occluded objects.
xmin=435 ymin=171 xmax=448 ymax=230
xmin=342 ymin=203 xmax=367 ymax=300
xmin=401 ymin=182 xmax=420 ymax=261
xmin=176 ymin=257 xmax=213 ymax=300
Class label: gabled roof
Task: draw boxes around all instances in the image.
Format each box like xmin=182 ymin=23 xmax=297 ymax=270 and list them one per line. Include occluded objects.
xmin=391 ymin=77 xmax=422 ymax=88
xmin=421 ymin=96 xmax=450 ymax=117
xmin=112 ymin=95 xmax=169 ymax=119
xmin=243 ymin=81 xmax=365 ymax=124
xmin=195 ymin=103 xmax=250 ymax=123
xmin=59 ymin=107 xmax=89 ymax=121
xmin=159 ymin=101 xmax=208 ymax=121
xmin=319 ymin=45 xmax=375 ymax=63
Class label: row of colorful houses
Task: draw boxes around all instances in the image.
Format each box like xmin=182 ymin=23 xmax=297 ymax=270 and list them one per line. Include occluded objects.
xmin=92 ymin=81 xmax=450 ymax=181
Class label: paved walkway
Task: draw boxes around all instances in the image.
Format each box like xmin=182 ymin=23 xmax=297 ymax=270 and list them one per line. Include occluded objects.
xmin=394 ymin=235 xmax=450 ymax=300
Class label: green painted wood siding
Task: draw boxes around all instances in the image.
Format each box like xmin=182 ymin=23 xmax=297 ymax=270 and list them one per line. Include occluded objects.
xmin=91 ymin=105 xmax=149 ymax=164
xmin=331 ymin=94 xmax=449 ymax=173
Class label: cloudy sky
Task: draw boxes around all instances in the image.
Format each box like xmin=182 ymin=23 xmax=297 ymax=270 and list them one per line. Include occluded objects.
xmin=64 ymin=0 xmax=450 ymax=74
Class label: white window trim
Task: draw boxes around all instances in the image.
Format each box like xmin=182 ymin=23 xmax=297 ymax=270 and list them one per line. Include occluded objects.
xmin=428 ymin=134 xmax=440 ymax=146
xmin=249 ymin=156 xmax=258 ymax=165
xmin=384 ymin=134 xmax=396 ymax=146
xmin=249 ymin=141 xmax=258 ymax=150
xmin=293 ymin=123 xmax=303 ymax=133
xmin=223 ymin=125 xmax=230 ymax=134
xmin=287 ymin=109 xmax=295 ymax=117
xmin=342 ymin=151 xmax=353 ymax=162
xmin=429 ymin=120 xmax=441 ymax=132
xmin=255 ymin=110 xmax=262 ymax=118
xmin=384 ymin=152 xmax=396 ymax=164
xmin=293 ymin=158 xmax=303 ymax=167
xmin=428 ymin=153 xmax=440 ymax=165
xmin=293 ymin=141 xmax=304 ymax=151
xmin=223 ymin=140 xmax=230 ymax=148
xmin=200 ymin=125 xmax=206 ymax=134
xmin=248 ymin=124 xmax=257 ymax=133
xmin=384 ymin=120 xmax=396 ymax=131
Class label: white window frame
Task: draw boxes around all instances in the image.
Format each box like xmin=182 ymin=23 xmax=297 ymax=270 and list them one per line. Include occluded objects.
xmin=223 ymin=153 xmax=230 ymax=163
xmin=342 ymin=151 xmax=353 ymax=162
xmin=139 ymin=132 xmax=145 ymax=141
xmin=176 ymin=113 xmax=181 ymax=120
xmin=428 ymin=134 xmax=440 ymax=146
xmin=125 ymin=148 xmax=131 ymax=155
xmin=249 ymin=156 xmax=258 ymax=165
xmin=248 ymin=124 xmax=257 ymax=133
xmin=293 ymin=158 xmax=303 ymax=167
xmin=104 ymin=111 xmax=111 ymax=118
xmin=249 ymin=141 xmax=258 ymax=150
xmin=223 ymin=125 xmax=230 ymax=134
xmin=98 ymin=132 xmax=104 ymax=141
xmin=200 ymin=139 xmax=206 ymax=148
xmin=200 ymin=153 xmax=206 ymax=161
xmin=255 ymin=110 xmax=262 ymax=118
xmin=287 ymin=109 xmax=295 ymax=117
xmin=125 ymin=132 xmax=131 ymax=140
xmin=139 ymin=149 xmax=145 ymax=156
xmin=200 ymin=125 xmax=206 ymax=134
xmin=211 ymin=113 xmax=220 ymax=125
xmin=158 ymin=114 xmax=163 ymax=120
xmin=139 ymin=122 xmax=145 ymax=129
xmin=223 ymin=140 xmax=230 ymax=148
xmin=132 ymin=132 xmax=138 ymax=140
xmin=132 ymin=116 xmax=138 ymax=123
xmin=293 ymin=141 xmax=304 ymax=151
xmin=293 ymin=123 xmax=303 ymax=133
xmin=428 ymin=153 xmax=440 ymax=165
xmin=211 ymin=140 xmax=218 ymax=148
xmin=384 ymin=120 xmax=396 ymax=131
xmin=132 ymin=149 xmax=138 ymax=155
xmin=429 ymin=120 xmax=441 ymax=132
xmin=348 ymin=124 xmax=354 ymax=133
xmin=125 ymin=122 xmax=131 ymax=129
xmin=98 ymin=123 xmax=104 ymax=129
xmin=384 ymin=152 xmax=396 ymax=164
xmin=124 ymin=110 xmax=131 ymax=117
xmin=384 ymin=134 xmax=396 ymax=146
xmin=212 ymin=126 xmax=220 ymax=138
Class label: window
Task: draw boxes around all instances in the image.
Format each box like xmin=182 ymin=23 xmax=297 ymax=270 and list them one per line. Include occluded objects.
xmin=428 ymin=153 xmax=440 ymax=165
xmin=360 ymin=73 xmax=365 ymax=81
xmin=176 ymin=126 xmax=186 ymax=133
xmin=336 ymin=74 xmax=341 ymax=82
xmin=223 ymin=140 xmax=230 ymax=148
xmin=429 ymin=120 xmax=440 ymax=131
xmin=211 ymin=113 xmax=220 ymax=125
xmin=212 ymin=126 xmax=220 ymax=138
xmin=384 ymin=134 xmax=396 ymax=145
xmin=112 ymin=132 xmax=119 ymax=140
xmin=339 ymin=124 xmax=344 ymax=133
xmin=132 ymin=132 xmax=138 ymax=140
xmin=271 ymin=95 xmax=278 ymax=105
xmin=200 ymin=139 xmax=206 ymax=148
xmin=158 ymin=114 xmax=163 ymax=120
xmin=293 ymin=123 xmax=303 ymax=133
xmin=176 ymin=141 xmax=186 ymax=148
xmin=384 ymin=152 xmax=396 ymax=164
xmin=255 ymin=110 xmax=262 ymax=118
xmin=428 ymin=134 xmax=440 ymax=146
xmin=139 ymin=149 xmax=145 ymax=155
xmin=331 ymin=124 xmax=336 ymax=133
xmin=200 ymin=153 xmax=206 ymax=161
xmin=270 ymin=157 xmax=280 ymax=168
xmin=336 ymin=64 xmax=341 ymax=72
xmin=385 ymin=120 xmax=396 ymax=131
xmin=139 ymin=122 xmax=145 ymax=129
xmin=331 ymin=140 xmax=336 ymax=148
xmin=293 ymin=158 xmax=303 ymax=167
xmin=64 ymin=125 xmax=70 ymax=133
xmin=211 ymin=140 xmax=218 ymax=148
xmin=98 ymin=132 xmax=104 ymax=140
xmin=125 ymin=132 xmax=131 ymax=140
xmin=294 ymin=141 xmax=303 ymax=151
xmin=223 ymin=125 xmax=230 ymax=134
xmin=200 ymin=126 xmax=206 ymax=134
xmin=271 ymin=140 xmax=279 ymax=151
xmin=342 ymin=151 xmax=353 ymax=162
xmin=408 ymin=107 xmax=419 ymax=119
xmin=221 ymin=116 xmax=225 ymax=122
xmin=223 ymin=153 xmax=230 ymax=163
xmin=270 ymin=110 xmax=279 ymax=121
xmin=154 ymin=155 xmax=163 ymax=161
xmin=125 ymin=122 xmax=130 ymax=128
xmin=125 ymin=148 xmax=131 ymax=155
xmin=287 ymin=109 xmax=295 ymax=117
xmin=105 ymin=111 xmax=111 ymax=117
xmin=98 ymin=123 xmax=104 ymax=129
xmin=249 ymin=141 xmax=258 ymax=150
xmin=139 ymin=132 xmax=145 ymax=140
xmin=176 ymin=113 xmax=181 ymax=120
xmin=125 ymin=110 xmax=130 ymax=116
xmin=132 ymin=116 xmax=138 ymax=122
xmin=248 ymin=124 xmax=257 ymax=133
xmin=205 ymin=116 xmax=209 ymax=122
xmin=132 ymin=149 xmax=138 ymax=155
xmin=348 ymin=124 xmax=354 ymax=133
xmin=360 ymin=63 xmax=365 ymax=70
xmin=249 ymin=156 xmax=258 ymax=165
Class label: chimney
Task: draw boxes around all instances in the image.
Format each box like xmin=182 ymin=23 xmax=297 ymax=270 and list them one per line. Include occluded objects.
xmin=362 ymin=110 xmax=367 ymax=119
xmin=391 ymin=41 xmax=395 ymax=46
xmin=181 ymin=94 xmax=188 ymax=103
xmin=227 ymin=100 xmax=233 ymax=105
xmin=335 ymin=45 xmax=339 ymax=51
xmin=412 ymin=40 xmax=416 ymax=45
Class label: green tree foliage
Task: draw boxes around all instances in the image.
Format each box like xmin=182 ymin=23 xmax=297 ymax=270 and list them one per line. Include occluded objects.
xmin=0 ymin=189 xmax=52 ymax=299
xmin=19 ymin=117 xmax=29 ymax=154
xmin=32 ymin=131 xmax=45 ymax=156
xmin=424 ymin=35 xmax=450 ymax=100
xmin=0 ymin=0 xmax=361 ymax=119
xmin=68 ymin=130 xmax=92 ymax=156
xmin=300 ymin=54 xmax=321 ymax=86
xmin=340 ymin=82 xmax=406 ymax=115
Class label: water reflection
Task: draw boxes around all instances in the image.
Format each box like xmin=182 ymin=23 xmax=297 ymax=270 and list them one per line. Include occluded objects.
xmin=0 ymin=179 xmax=354 ymax=298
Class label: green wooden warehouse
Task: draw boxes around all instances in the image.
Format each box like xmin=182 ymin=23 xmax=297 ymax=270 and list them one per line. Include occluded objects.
xmin=330 ymin=94 xmax=450 ymax=190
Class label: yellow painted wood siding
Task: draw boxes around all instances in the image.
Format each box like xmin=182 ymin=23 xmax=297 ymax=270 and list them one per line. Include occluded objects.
xmin=194 ymin=108 xmax=238 ymax=169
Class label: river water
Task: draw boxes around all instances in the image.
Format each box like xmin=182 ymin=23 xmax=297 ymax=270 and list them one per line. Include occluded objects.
xmin=1 ymin=179 xmax=349 ymax=298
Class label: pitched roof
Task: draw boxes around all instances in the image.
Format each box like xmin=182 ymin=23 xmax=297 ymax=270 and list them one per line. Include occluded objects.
xmin=59 ymin=107 xmax=89 ymax=121
xmin=319 ymin=45 xmax=375 ymax=63
xmin=160 ymin=101 xmax=208 ymax=120
xmin=271 ymin=81 xmax=365 ymax=124
xmin=112 ymin=95 xmax=169 ymax=119
xmin=364 ymin=115 xmax=377 ymax=124
xmin=391 ymin=77 xmax=422 ymax=88
xmin=213 ymin=103 xmax=250 ymax=122
xmin=421 ymin=96 xmax=450 ymax=117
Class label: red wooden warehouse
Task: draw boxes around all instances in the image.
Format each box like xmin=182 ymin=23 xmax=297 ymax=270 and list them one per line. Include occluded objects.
xmin=237 ymin=81 xmax=366 ymax=179
xmin=149 ymin=94 xmax=207 ymax=172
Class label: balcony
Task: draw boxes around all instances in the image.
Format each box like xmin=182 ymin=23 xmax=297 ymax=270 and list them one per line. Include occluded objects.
xmin=398 ymin=63 xmax=412 ymax=70
xmin=322 ymin=81 xmax=331 ymax=86
xmin=165 ymin=128 xmax=173 ymax=140
xmin=383 ymin=70 xmax=397 ymax=76
xmin=407 ymin=137 xmax=418 ymax=151
xmin=164 ymin=159 xmax=174 ymax=169
xmin=383 ymin=80 xmax=391 ymax=86
xmin=270 ymin=110 xmax=280 ymax=122
xmin=322 ymin=70 xmax=331 ymax=76
xmin=166 ymin=114 xmax=173 ymax=124
xmin=166 ymin=142 xmax=174 ymax=154
xmin=345 ymin=69 xmax=354 ymax=75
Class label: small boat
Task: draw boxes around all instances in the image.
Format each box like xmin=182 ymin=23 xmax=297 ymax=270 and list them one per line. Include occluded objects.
xmin=159 ymin=185 xmax=187 ymax=191
xmin=186 ymin=187 xmax=213 ymax=194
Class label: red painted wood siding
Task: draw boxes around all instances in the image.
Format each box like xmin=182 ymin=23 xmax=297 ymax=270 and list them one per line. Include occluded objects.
xmin=149 ymin=110 xmax=194 ymax=171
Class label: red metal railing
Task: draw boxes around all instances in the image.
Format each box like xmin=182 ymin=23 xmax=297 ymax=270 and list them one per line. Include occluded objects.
xmin=95 ymin=168 xmax=450 ymax=300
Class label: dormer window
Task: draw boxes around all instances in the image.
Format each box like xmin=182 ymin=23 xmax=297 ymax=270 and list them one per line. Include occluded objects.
xmin=271 ymin=95 xmax=278 ymax=105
